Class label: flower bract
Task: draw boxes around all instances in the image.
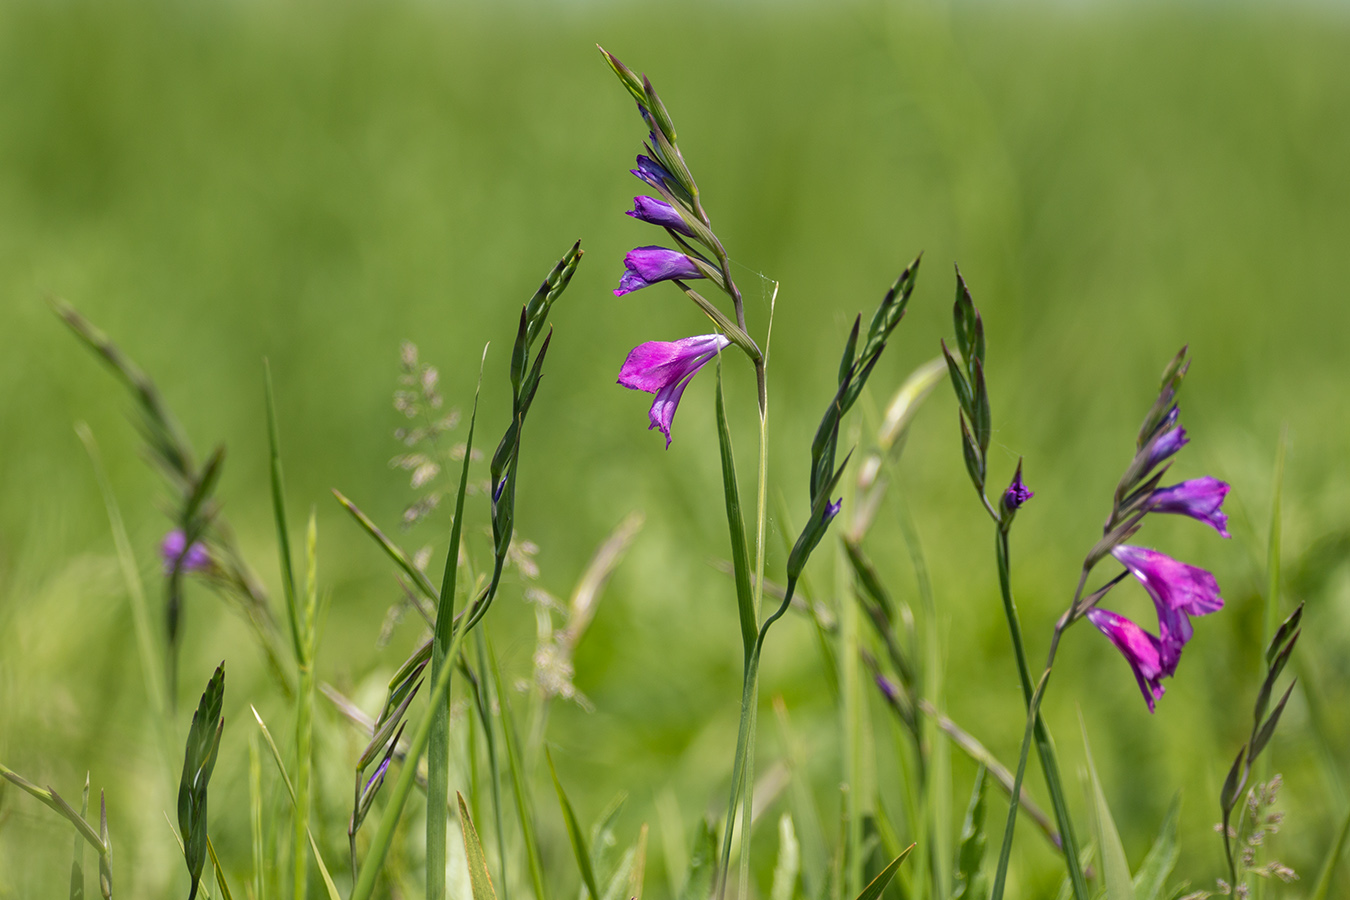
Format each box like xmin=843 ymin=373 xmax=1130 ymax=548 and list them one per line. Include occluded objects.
xmin=617 ymin=333 xmax=730 ymax=447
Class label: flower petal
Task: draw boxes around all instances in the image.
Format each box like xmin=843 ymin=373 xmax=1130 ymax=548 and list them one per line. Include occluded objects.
xmin=614 ymin=246 xmax=703 ymax=296
xmin=1146 ymin=476 xmax=1231 ymax=537
xmin=1086 ymin=607 xmax=1166 ymax=713
xmin=617 ymin=334 xmax=729 ymax=447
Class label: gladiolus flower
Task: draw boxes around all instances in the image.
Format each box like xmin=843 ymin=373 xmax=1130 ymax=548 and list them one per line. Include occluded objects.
xmin=614 ymin=246 xmax=703 ymax=296
xmin=1145 ymin=476 xmax=1231 ymax=537
xmin=1111 ymin=544 xmax=1224 ymax=674
xmin=627 ymin=196 xmax=695 ymax=237
xmin=618 ymin=333 xmax=730 ymax=447
xmin=1085 ymin=607 xmax=1166 ymax=712
xmin=161 ymin=530 xmax=210 ymax=574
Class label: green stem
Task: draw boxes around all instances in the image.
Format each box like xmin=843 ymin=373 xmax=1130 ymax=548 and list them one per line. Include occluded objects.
xmin=989 ymin=529 xmax=1088 ymax=900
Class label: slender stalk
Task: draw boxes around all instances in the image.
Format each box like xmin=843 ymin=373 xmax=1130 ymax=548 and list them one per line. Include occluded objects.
xmin=987 ymin=527 xmax=1088 ymax=900
xmin=292 ymin=516 xmax=318 ymax=900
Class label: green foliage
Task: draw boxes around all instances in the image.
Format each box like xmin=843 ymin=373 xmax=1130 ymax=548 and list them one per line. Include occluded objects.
xmin=178 ymin=664 xmax=225 ymax=900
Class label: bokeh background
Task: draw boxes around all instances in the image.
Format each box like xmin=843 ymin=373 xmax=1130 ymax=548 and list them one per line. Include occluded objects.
xmin=2 ymin=0 xmax=1349 ymax=896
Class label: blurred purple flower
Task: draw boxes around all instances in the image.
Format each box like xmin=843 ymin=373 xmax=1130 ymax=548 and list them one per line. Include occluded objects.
xmin=615 ymin=246 xmax=703 ymax=297
xmin=1141 ymin=417 xmax=1188 ymax=472
xmin=1146 ymin=476 xmax=1231 ymax=537
xmin=824 ymin=498 xmax=842 ymax=524
xmin=161 ymin=530 xmax=210 ymax=575
xmin=627 ymin=196 xmax=694 ymax=237
xmin=1111 ymin=544 xmax=1224 ymax=674
xmin=1085 ymin=607 xmax=1166 ymax=712
xmin=618 ymin=333 xmax=730 ymax=447
xmin=1002 ymin=465 xmax=1034 ymax=513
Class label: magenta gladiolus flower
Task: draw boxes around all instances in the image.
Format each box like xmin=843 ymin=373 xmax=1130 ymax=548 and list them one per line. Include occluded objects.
xmin=618 ymin=333 xmax=730 ymax=447
xmin=1111 ymin=543 xmax=1224 ymax=673
xmin=1146 ymin=476 xmax=1231 ymax=537
xmin=161 ymin=530 xmax=210 ymax=574
xmin=614 ymin=246 xmax=704 ymax=296
xmin=627 ymin=196 xmax=694 ymax=237
xmin=1085 ymin=607 xmax=1166 ymax=712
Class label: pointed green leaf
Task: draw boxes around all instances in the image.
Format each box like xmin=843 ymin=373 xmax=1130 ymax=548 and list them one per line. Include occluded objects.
xmin=715 ymin=363 xmax=757 ymax=658
xmin=1082 ymin=724 xmax=1135 ymax=900
xmin=458 ymin=793 xmax=499 ymax=900
xmin=1131 ymin=796 xmax=1179 ymax=900
xmin=547 ymin=750 xmax=602 ymax=900
xmin=853 ymin=845 xmax=913 ymax=900
xmin=771 ymin=814 xmax=800 ymax=900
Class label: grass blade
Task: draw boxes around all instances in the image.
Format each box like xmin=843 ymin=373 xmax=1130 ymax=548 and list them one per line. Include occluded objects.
xmin=264 ymin=360 xmax=302 ymax=664
xmin=716 ymin=361 xmax=757 ymax=658
xmin=458 ymin=793 xmax=499 ymax=900
xmin=1081 ymin=718 xmax=1135 ymax=900
xmin=293 ymin=514 xmax=319 ymax=900
xmin=854 ymin=845 xmax=914 ymax=900
xmin=179 ymin=664 xmax=226 ymax=900
xmin=250 ymin=706 xmax=340 ymax=900
xmin=1311 ymin=802 xmax=1350 ymax=900
xmin=1131 ymin=796 xmax=1178 ymax=900
xmin=249 ymin=734 xmax=265 ymax=900
xmin=429 ymin=349 xmax=484 ymax=900
xmin=487 ymin=634 xmax=549 ymax=900
xmin=207 ymin=838 xmax=235 ymax=900
xmin=547 ymin=749 xmax=602 ymax=900
xmin=332 ymin=489 xmax=440 ymax=603
xmin=770 ymin=814 xmax=800 ymax=900
xmin=69 ymin=773 xmax=90 ymax=900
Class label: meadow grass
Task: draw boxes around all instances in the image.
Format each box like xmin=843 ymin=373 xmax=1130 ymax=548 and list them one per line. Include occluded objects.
xmin=1 ymin=1 xmax=1349 ymax=897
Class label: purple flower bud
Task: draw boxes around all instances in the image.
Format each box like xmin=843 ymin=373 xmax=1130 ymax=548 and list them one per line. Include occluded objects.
xmin=875 ymin=674 xmax=902 ymax=705
xmin=1111 ymin=544 xmax=1224 ymax=674
xmin=631 ymin=155 xmax=677 ymax=193
xmin=161 ymin=530 xmax=210 ymax=575
xmin=1145 ymin=476 xmax=1231 ymax=537
xmin=1001 ymin=464 xmax=1034 ymax=513
xmin=614 ymin=246 xmax=704 ymax=297
xmin=824 ymin=498 xmax=842 ymax=525
xmin=1085 ymin=607 xmax=1166 ymax=712
xmin=627 ymin=196 xmax=695 ymax=237
xmin=1141 ymin=419 xmax=1188 ymax=472
xmin=618 ymin=333 xmax=730 ymax=447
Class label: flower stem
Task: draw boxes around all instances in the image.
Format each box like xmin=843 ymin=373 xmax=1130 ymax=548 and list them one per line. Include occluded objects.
xmin=989 ymin=527 xmax=1089 ymax=900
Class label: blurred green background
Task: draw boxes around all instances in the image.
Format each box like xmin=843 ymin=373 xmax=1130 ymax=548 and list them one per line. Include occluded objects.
xmin=3 ymin=0 xmax=1349 ymax=896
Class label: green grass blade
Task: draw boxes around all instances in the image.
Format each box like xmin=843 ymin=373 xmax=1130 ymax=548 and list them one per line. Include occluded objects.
xmin=770 ymin=814 xmax=800 ymax=900
xmin=547 ymin=749 xmax=602 ymax=900
xmin=458 ymin=792 xmax=500 ymax=900
xmin=429 ymin=349 xmax=483 ymax=900
xmin=487 ymin=634 xmax=549 ymax=900
xmin=1081 ymin=719 xmax=1135 ymax=900
xmin=250 ymin=706 xmax=340 ymax=900
xmin=1311 ymin=803 xmax=1350 ymax=900
xmin=264 ymin=359 xmax=302 ymax=663
xmin=69 ymin=773 xmax=90 ymax=900
xmin=332 ymin=489 xmax=441 ymax=603
xmin=76 ymin=424 xmax=167 ymax=721
xmin=1130 ymin=795 xmax=1178 ymax=900
xmin=853 ymin=845 xmax=914 ymax=900
xmin=207 ymin=837 xmax=235 ymax=900
xmin=293 ymin=514 xmax=319 ymax=900
xmin=953 ymin=766 xmax=989 ymax=900
xmin=715 ymin=361 xmax=757 ymax=659
xmin=249 ymin=734 xmax=265 ymax=900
